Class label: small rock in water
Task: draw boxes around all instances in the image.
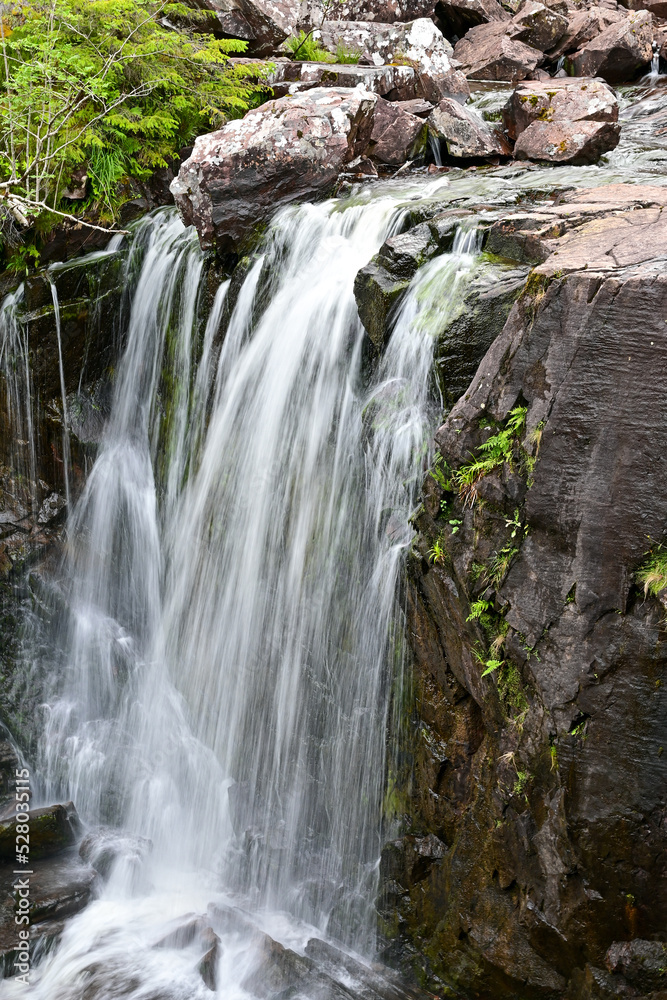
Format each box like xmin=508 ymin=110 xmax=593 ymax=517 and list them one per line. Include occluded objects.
xmin=0 ymin=802 xmax=81 ymax=861
xmin=198 ymin=928 xmax=221 ymax=992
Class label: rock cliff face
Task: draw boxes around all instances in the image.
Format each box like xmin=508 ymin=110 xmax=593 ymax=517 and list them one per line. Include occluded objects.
xmin=383 ymin=213 xmax=667 ymax=999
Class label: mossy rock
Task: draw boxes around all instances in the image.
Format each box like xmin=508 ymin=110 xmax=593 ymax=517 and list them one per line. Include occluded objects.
xmin=0 ymin=803 xmax=80 ymax=861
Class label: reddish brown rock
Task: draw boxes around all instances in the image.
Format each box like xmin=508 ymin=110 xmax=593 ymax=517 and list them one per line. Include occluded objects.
xmin=171 ymin=87 xmax=377 ymax=253
xmin=434 ymin=0 xmax=510 ymax=39
xmin=504 ymin=77 xmax=619 ymax=141
xmin=367 ymin=97 xmax=428 ymax=164
xmin=453 ymin=20 xmax=542 ymax=82
xmin=549 ymin=5 xmax=623 ymax=60
xmin=428 ymin=96 xmax=510 ymax=157
xmin=569 ymin=9 xmax=653 ymax=83
xmin=514 ymin=119 xmax=620 ymax=164
xmin=511 ymin=0 xmax=569 ymax=51
xmin=300 ymin=0 xmax=437 ymax=27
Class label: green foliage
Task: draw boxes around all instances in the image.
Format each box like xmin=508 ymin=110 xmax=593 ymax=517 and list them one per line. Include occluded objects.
xmin=0 ymin=1 xmax=271 ymax=224
xmin=427 ymin=537 xmax=446 ymax=565
xmin=285 ymin=31 xmax=335 ymax=62
xmin=453 ymin=405 xmax=527 ymax=507
xmin=335 ymin=41 xmax=361 ymax=63
xmin=467 ymin=598 xmax=491 ymax=622
xmin=512 ymin=770 xmax=529 ymax=796
xmin=637 ymin=543 xmax=667 ymax=598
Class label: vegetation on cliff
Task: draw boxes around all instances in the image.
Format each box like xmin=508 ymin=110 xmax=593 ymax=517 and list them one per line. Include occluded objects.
xmin=0 ymin=0 xmax=270 ymax=248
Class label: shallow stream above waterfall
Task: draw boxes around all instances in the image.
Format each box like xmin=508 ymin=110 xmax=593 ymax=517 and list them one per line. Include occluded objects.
xmin=1 ymin=80 xmax=667 ymax=998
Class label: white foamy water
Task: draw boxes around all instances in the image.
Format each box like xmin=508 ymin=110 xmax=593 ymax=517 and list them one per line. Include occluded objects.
xmin=1 ymin=181 xmax=481 ymax=998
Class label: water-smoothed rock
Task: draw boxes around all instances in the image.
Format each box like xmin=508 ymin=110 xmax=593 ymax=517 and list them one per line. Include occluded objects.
xmin=171 ymin=87 xmax=377 ymax=253
xmin=568 ymin=8 xmax=653 ymax=82
xmin=0 ymin=848 xmax=97 ymax=973
xmin=428 ymin=97 xmax=511 ymax=158
xmin=387 ymin=210 xmax=667 ymax=996
xmin=514 ymin=118 xmax=621 ymax=164
xmin=315 ymin=18 xmax=470 ymax=102
xmin=354 ymin=214 xmax=470 ymax=348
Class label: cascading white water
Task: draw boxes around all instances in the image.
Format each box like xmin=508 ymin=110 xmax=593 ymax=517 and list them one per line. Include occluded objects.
xmin=2 ymin=184 xmax=482 ymax=999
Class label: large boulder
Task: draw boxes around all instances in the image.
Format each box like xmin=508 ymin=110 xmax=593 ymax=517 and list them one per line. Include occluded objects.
xmin=315 ymin=18 xmax=470 ymax=102
xmin=513 ymin=119 xmax=621 ymax=165
xmin=510 ymin=0 xmax=568 ymax=51
xmin=504 ymin=78 xmax=619 ymax=142
xmin=188 ymin=0 xmax=301 ymax=52
xmin=568 ymin=9 xmax=653 ymax=83
xmin=366 ymin=97 xmax=428 ymax=165
xmin=453 ymin=21 xmax=543 ymax=82
xmin=428 ymin=97 xmax=511 ymax=158
xmin=435 ymin=0 xmax=510 ymax=40
xmin=549 ymin=5 xmax=624 ymax=61
xmin=505 ymin=78 xmax=620 ymax=164
xmin=170 ymin=87 xmax=377 ymax=253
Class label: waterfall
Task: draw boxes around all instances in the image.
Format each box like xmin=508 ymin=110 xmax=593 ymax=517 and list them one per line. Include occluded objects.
xmin=2 ymin=187 xmax=481 ymax=998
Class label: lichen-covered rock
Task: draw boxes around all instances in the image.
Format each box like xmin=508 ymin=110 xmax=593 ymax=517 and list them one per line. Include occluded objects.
xmin=453 ymin=21 xmax=543 ymax=82
xmin=568 ymin=9 xmax=653 ymax=83
xmin=388 ymin=212 xmax=667 ymax=997
xmin=0 ymin=803 xmax=81 ymax=861
xmin=513 ymin=119 xmax=621 ymax=164
xmin=367 ymin=98 xmax=428 ymax=165
xmin=171 ymin=87 xmax=377 ymax=253
xmin=299 ymin=0 xmax=437 ymax=27
xmin=428 ymin=97 xmax=511 ymax=158
xmin=237 ymin=0 xmax=301 ymax=54
xmin=270 ymin=60 xmax=417 ymax=100
xmin=315 ymin=18 xmax=470 ymax=103
xmin=504 ymin=78 xmax=619 ymax=143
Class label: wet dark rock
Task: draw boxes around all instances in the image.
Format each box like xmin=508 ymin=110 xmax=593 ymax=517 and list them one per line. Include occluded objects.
xmin=0 ymin=740 xmax=19 ymax=809
xmin=367 ymin=98 xmax=428 ymax=166
xmin=241 ymin=932 xmax=314 ymax=997
xmin=171 ymin=87 xmax=377 ymax=253
xmin=305 ymin=937 xmax=433 ymax=1000
xmin=0 ymin=803 xmax=81 ymax=862
xmin=155 ymin=915 xmax=207 ymax=950
xmin=605 ymin=940 xmax=667 ymax=993
xmin=79 ymin=828 xmax=152 ymax=881
xmin=390 ymin=214 xmax=667 ymax=996
xmin=431 ymin=260 xmax=529 ymax=405
xmin=354 ymin=215 xmax=465 ymax=348
xmin=453 ymin=20 xmax=543 ymax=82
xmin=427 ymin=96 xmax=511 ymax=158
xmin=198 ymin=928 xmax=221 ymax=991
xmin=568 ymin=9 xmax=653 ymax=82
xmin=0 ymin=848 xmax=97 ymax=972
xmin=435 ymin=0 xmax=510 ymax=40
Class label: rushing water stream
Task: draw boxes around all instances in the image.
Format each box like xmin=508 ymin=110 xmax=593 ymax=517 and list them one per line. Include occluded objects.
xmin=0 ymin=180 xmax=483 ymax=998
